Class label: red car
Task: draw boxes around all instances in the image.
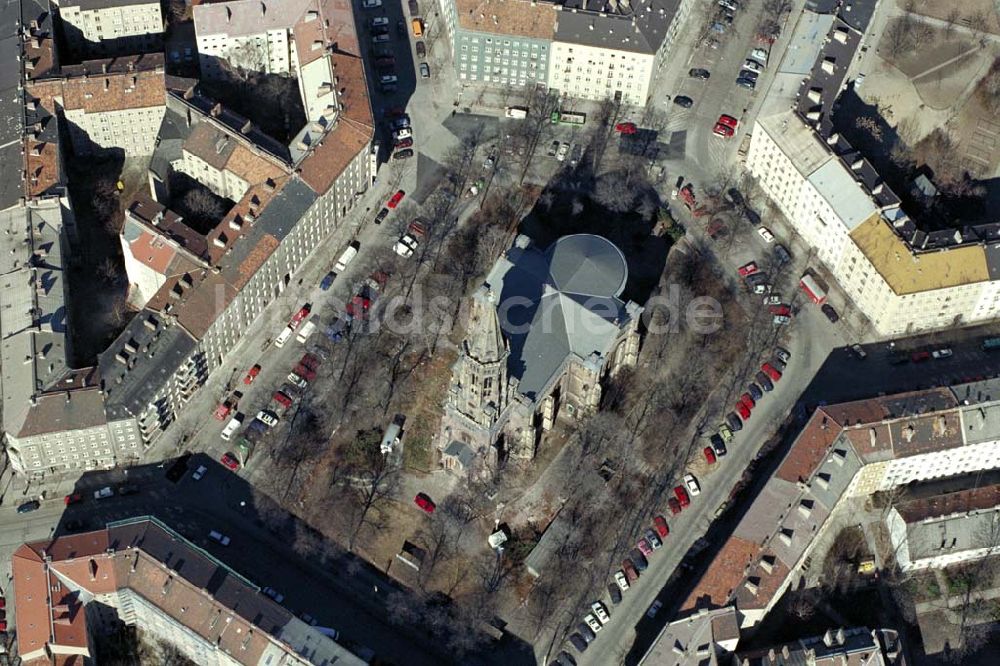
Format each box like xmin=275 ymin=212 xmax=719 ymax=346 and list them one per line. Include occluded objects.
xmin=637 ymin=538 xmax=653 ymax=557
xmin=345 ymin=295 xmax=372 ymax=319
xmin=762 ymin=362 xmax=782 ymax=382
xmin=769 ymin=304 xmax=791 ymax=316
xmin=712 ymin=122 xmax=734 ymax=138
xmin=653 ymin=515 xmax=670 ymax=538
xmin=243 ymin=364 xmax=261 ymax=385
xmin=674 ymin=485 xmax=691 ymax=507
xmin=387 ymin=190 xmax=405 ymax=209
xmin=740 ymin=393 xmax=755 ymax=410
xmin=272 ymin=391 xmax=293 ymax=409
xmin=395 ymin=137 xmax=413 ymax=149
xmin=289 ymin=305 xmax=311 ymax=329
xmin=717 ymin=114 xmax=739 ymax=129
xmin=911 ymin=350 xmax=931 ymax=362
xmin=667 ymin=497 xmax=682 ymax=514
xmin=64 ymin=493 xmax=83 ymax=506
xmin=737 ymin=403 xmax=751 ymax=420
xmin=0 ymin=619 xmax=6 ymax=632
xmin=738 ymin=262 xmax=758 ymax=277
xmin=622 ymin=560 xmax=639 ymax=583
xmin=220 ymin=452 xmax=240 ymax=471
xmin=386 ymin=106 xmax=406 ymax=118
xmin=615 ymin=122 xmax=637 ymax=134
xmin=703 ymin=446 xmax=717 ymax=464
xmin=414 ymin=492 xmax=436 ymax=513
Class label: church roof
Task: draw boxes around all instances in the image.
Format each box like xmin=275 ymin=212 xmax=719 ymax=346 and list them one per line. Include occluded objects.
xmin=485 ymin=234 xmax=639 ymax=401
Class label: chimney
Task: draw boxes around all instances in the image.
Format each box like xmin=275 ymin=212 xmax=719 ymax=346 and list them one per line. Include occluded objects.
xmin=226 ymin=6 xmax=232 ymax=22
xmin=781 ymin=645 xmax=791 ymax=659
xmin=211 ymin=103 xmax=222 ymax=117
xmin=851 ymin=157 xmax=864 ymax=171
xmin=89 ymin=559 xmax=98 ymax=581
xmin=261 ymin=1 xmax=267 ymax=17
xmin=241 ymin=119 xmax=252 ymax=134
xmin=826 ymin=132 xmax=839 ymax=145
xmin=823 ymin=629 xmax=836 ymax=647
xmin=836 ymin=627 xmax=846 ymax=645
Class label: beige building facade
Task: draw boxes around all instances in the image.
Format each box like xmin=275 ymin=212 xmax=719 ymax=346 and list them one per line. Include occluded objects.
xmin=56 ymin=0 xmax=163 ymax=56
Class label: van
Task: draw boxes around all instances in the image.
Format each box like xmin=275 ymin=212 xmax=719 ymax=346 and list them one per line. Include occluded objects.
xmin=411 ymin=18 xmax=423 ymax=37
xmin=221 ymin=414 xmax=243 ymax=441
xmin=296 ymin=316 xmax=318 ymax=343
xmin=334 ymin=241 xmax=360 ymax=272
xmin=274 ymin=325 xmax=293 ymax=348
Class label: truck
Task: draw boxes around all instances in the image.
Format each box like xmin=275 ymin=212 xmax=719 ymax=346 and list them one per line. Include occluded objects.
xmin=799 ymin=273 xmax=827 ymax=304
xmin=550 ymin=110 xmax=587 ymax=125
xmin=334 ymin=241 xmax=360 ymax=272
xmin=274 ymin=326 xmax=294 ymax=348
xmin=504 ymin=106 xmax=528 ymax=119
xmin=296 ymin=316 xmax=319 ymax=343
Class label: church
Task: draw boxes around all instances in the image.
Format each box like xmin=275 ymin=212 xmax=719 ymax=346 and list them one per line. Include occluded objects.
xmin=439 ymin=234 xmax=643 ymax=473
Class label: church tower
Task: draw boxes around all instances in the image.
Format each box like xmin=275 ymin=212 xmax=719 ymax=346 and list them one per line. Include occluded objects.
xmin=447 ymin=286 xmax=511 ymax=429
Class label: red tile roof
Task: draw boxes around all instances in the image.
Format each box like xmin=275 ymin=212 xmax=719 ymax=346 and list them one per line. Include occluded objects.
xmin=681 ymin=536 xmax=759 ymax=612
xmin=897 ymin=483 xmax=1000 ymax=523
xmin=774 ymin=407 xmax=840 ymax=484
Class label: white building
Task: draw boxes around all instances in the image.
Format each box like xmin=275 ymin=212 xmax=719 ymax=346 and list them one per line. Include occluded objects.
xmin=194 ymin=0 xmax=337 ymax=122
xmin=55 ymin=0 xmax=163 ymax=56
xmin=747 ymin=110 xmax=1000 ymax=337
xmin=28 ymin=54 xmax=167 ymax=157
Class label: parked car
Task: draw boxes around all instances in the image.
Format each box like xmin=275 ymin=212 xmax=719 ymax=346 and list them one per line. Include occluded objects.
xmin=748 ymin=382 xmax=763 ymax=401
xmin=622 ymin=559 xmax=639 ymax=583
xmin=821 ymin=303 xmax=840 ymax=323
xmin=912 ymin=350 xmax=931 ymax=362
xmin=684 ymin=473 xmax=702 ymax=496
xmin=393 ymin=149 xmax=414 ymax=160
xmin=209 ymin=530 xmax=231 ymax=546
xmin=647 ymin=600 xmax=663 ymax=619
xmin=118 ymin=484 xmax=138 ymax=496
xmin=737 ymin=403 xmax=751 ymax=420
xmin=750 ymin=47 xmax=768 ymax=64
xmin=637 ymin=537 xmax=653 ymax=557
xmin=703 ymin=446 xmax=717 ymax=464
xmin=220 ymin=452 xmax=240 ymax=471
xmin=736 ymin=77 xmax=756 ymax=90
xmin=263 ymin=587 xmax=285 ymax=603
xmin=673 ymin=95 xmax=694 ymax=108
xmin=414 ymin=492 xmax=436 ymax=513
xmin=764 ymin=295 xmax=782 ymax=305
xmin=591 ymin=601 xmax=610 ymax=624
xmin=775 ymin=347 xmax=791 ymax=363
xmin=64 ymin=493 xmax=83 ymax=505
xmin=744 ymin=59 xmax=763 ymax=73
xmin=851 ymin=344 xmax=868 ymax=359
xmin=394 ymin=137 xmax=413 ymax=149
xmin=689 ymin=68 xmax=711 ymax=80
xmin=608 ymin=583 xmax=623 ymax=605
xmin=415 ymin=41 xmax=426 ymax=58
xmin=740 ymin=392 xmax=755 ymax=410
xmin=630 ymin=549 xmax=649 ymax=571
xmin=419 ymin=62 xmax=431 ymax=78
xmin=374 ymin=207 xmax=390 ymax=224
xmin=583 ymin=614 xmax=602 ymax=633
xmin=654 ymin=515 xmax=670 ymax=538
xmin=755 ymin=371 xmax=774 ymax=392
xmin=667 ymin=496 xmax=683 ymax=515
xmin=94 ymin=486 xmax=114 ymax=500
xmin=932 ymin=347 xmax=953 ymax=359
xmin=192 ymin=465 xmax=208 ymax=481
xmin=645 ymin=528 xmax=663 ymax=549
xmin=387 ymin=190 xmax=406 ymax=208
xmin=762 ymin=362 xmax=782 ymax=381
xmin=361 ymin=0 xmax=382 ymax=7
xmin=256 ymin=410 xmax=279 ymax=427
xmin=674 ymin=485 xmax=691 ymax=507
xmin=221 ymin=413 xmax=243 ymax=441
xmin=393 ymin=127 xmax=412 ymax=140
xmin=757 ymin=226 xmax=775 ymax=243
xmin=710 ymin=433 xmax=727 ymax=456
xmin=614 ymin=570 xmax=630 ymax=591
xmin=569 ymin=633 xmax=589 ymax=652
xmin=243 ymin=364 xmax=261 ymax=384
xmin=577 ymin=622 xmax=596 ymax=643
xmin=739 ymin=69 xmax=759 ymax=82
xmin=615 ymin=122 xmax=638 ymax=134
xmin=738 ymin=262 xmax=758 ymax=277
xmin=17 ymin=500 xmax=40 ymax=513
xmin=717 ymin=114 xmax=739 ymax=129
xmin=774 ymin=243 xmax=791 ymax=264
xmin=713 ymin=122 xmax=734 ymax=138
xmin=726 ymin=412 xmax=743 ymax=432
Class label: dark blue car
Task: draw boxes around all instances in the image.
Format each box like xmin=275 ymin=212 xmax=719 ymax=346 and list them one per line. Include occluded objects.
xmin=320 ymin=272 xmax=335 ymax=291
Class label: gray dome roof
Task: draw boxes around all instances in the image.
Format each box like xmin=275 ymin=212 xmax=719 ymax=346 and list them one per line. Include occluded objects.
xmin=545 ymin=234 xmax=628 ymax=298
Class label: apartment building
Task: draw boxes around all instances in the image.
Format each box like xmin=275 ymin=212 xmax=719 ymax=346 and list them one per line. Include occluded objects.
xmin=28 ymin=53 xmax=167 ymax=156
xmin=13 ymin=517 xmax=365 ymax=665
xmin=194 ymin=0 xmax=339 ymax=122
xmin=680 ymin=382 xmax=1000 ymax=629
xmin=55 ymin=0 xmax=163 ymax=57
xmin=2 ymin=0 xmax=376 ymax=471
xmin=437 ymin=0 xmax=690 ymax=106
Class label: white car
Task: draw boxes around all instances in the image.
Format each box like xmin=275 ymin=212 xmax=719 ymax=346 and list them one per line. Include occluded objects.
xmin=221 ymin=413 xmax=243 ymax=441
xmin=647 ymin=600 xmax=663 ymax=619
xmin=370 ymin=16 xmax=389 ymax=27
xmin=483 ymin=155 xmax=496 ymax=170
xmin=764 ymin=295 xmax=782 ymax=305
xmin=583 ymin=614 xmax=602 ymax=633
xmin=394 ymin=127 xmax=412 ymax=140
xmin=614 ymin=570 xmax=630 ymax=592
xmin=591 ymin=601 xmax=610 ymax=624
xmin=750 ymin=48 xmax=768 ymax=65
xmin=753 ymin=283 xmax=772 ymax=295
xmin=743 ymin=59 xmax=763 ymax=73
xmin=94 ymin=486 xmax=114 ymax=500
xmin=683 ymin=473 xmax=701 ymax=496
xmin=932 ymin=347 xmax=953 ymax=359
xmin=192 ymin=465 xmax=208 ymax=481
xmin=393 ymin=233 xmax=419 ymax=257
xmin=556 ymin=142 xmax=570 ymax=162
xmin=362 ymin=0 xmax=382 ymax=7
xmin=774 ymin=315 xmax=791 ymax=325
xmin=757 ymin=226 xmax=774 ymax=243
xmin=209 ymin=530 xmax=231 ymax=546
xmin=256 ymin=410 xmax=279 ymax=427
xmin=263 ymin=587 xmax=285 ymax=603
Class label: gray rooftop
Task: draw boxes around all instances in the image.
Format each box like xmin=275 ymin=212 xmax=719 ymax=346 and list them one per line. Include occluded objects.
xmin=98 ymin=310 xmax=198 ymax=420
xmin=194 ymin=0 xmax=313 ymax=39
xmin=0 ymin=199 xmax=72 ymax=437
xmin=485 ymin=234 xmax=639 ymax=401
xmin=555 ymin=0 xmax=680 ymax=54
xmin=59 ymin=0 xmax=159 ymax=8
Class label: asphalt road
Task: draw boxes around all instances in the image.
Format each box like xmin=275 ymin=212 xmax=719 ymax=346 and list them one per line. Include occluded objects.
xmin=0 ymin=456 xmax=453 ymax=665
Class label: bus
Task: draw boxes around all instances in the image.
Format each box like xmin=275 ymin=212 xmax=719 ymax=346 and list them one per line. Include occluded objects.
xmin=550 ymin=110 xmax=586 ymax=125
xmin=982 ymin=337 xmax=1000 ymax=351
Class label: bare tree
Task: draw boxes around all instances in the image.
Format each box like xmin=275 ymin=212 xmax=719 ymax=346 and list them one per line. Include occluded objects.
xmin=336 ymin=429 xmax=401 ymax=552
xmin=181 ymin=187 xmax=228 ymax=222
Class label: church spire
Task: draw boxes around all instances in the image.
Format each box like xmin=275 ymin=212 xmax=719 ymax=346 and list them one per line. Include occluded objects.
xmin=464 ymin=286 xmax=507 ymax=364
